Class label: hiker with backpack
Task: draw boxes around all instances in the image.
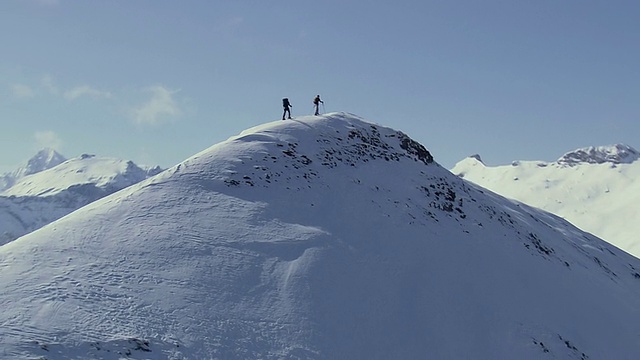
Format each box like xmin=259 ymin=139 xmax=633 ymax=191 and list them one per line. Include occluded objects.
xmin=313 ymin=95 xmax=324 ymax=116
xmin=282 ymin=98 xmax=292 ymax=120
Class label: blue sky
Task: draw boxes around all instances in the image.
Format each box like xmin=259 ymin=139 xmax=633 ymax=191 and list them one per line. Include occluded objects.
xmin=1 ymin=0 xmax=638 ymax=173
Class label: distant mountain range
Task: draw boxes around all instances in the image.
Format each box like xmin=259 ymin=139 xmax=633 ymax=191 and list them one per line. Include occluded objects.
xmin=0 ymin=149 xmax=162 ymax=245
xmin=452 ymin=143 xmax=640 ymax=258
xmin=1 ymin=113 xmax=639 ymax=359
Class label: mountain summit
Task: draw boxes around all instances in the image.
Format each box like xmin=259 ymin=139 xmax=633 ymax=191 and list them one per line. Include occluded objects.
xmin=22 ymin=148 xmax=67 ymax=176
xmin=1 ymin=113 xmax=639 ymax=359
xmin=0 ymin=148 xmax=66 ymax=190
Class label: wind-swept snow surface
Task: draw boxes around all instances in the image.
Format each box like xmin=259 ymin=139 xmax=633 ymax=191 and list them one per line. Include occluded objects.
xmin=452 ymin=144 xmax=640 ymax=258
xmin=1 ymin=113 xmax=639 ymax=359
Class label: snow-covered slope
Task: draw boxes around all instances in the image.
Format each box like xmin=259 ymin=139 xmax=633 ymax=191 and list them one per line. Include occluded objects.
xmin=0 ymin=153 xmax=163 ymax=245
xmin=1 ymin=113 xmax=639 ymax=359
xmin=452 ymin=144 xmax=640 ymax=258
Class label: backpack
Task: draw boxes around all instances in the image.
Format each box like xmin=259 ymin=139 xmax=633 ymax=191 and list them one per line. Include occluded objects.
xmin=282 ymin=98 xmax=290 ymax=107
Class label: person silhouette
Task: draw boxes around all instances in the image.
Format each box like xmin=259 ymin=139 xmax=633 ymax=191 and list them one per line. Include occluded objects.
xmin=282 ymin=98 xmax=292 ymax=120
xmin=313 ymin=95 xmax=324 ymax=116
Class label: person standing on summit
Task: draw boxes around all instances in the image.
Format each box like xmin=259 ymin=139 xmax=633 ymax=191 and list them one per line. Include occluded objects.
xmin=313 ymin=95 xmax=324 ymax=116
xmin=282 ymin=98 xmax=292 ymax=120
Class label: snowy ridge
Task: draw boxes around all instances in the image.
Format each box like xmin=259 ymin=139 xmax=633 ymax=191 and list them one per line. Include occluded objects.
xmin=1 ymin=154 xmax=163 ymax=197
xmin=1 ymin=113 xmax=640 ymax=359
xmin=557 ymin=143 xmax=639 ymax=166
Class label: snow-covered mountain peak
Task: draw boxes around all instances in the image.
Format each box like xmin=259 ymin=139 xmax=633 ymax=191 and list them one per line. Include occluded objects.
xmin=166 ymin=112 xmax=435 ymax=196
xmin=22 ymin=148 xmax=67 ymax=176
xmin=0 ymin=148 xmax=67 ymax=191
xmin=232 ymin=112 xmax=434 ymax=167
xmin=197 ymin=112 xmax=434 ymax=187
xmin=2 ymin=113 xmax=640 ymax=359
xmin=469 ymin=153 xmax=483 ymax=163
xmin=557 ymin=143 xmax=639 ymax=166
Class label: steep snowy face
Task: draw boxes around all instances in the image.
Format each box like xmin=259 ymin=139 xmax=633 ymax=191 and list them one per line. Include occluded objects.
xmin=1 ymin=113 xmax=640 ymax=359
xmin=557 ymin=143 xmax=639 ymax=166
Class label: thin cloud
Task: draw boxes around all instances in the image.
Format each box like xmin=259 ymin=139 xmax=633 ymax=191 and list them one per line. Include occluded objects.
xmin=12 ymin=84 xmax=35 ymax=99
xmin=64 ymin=85 xmax=113 ymax=101
xmin=34 ymin=130 xmax=63 ymax=150
xmin=41 ymin=75 xmax=59 ymax=95
xmin=131 ymin=85 xmax=182 ymax=125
